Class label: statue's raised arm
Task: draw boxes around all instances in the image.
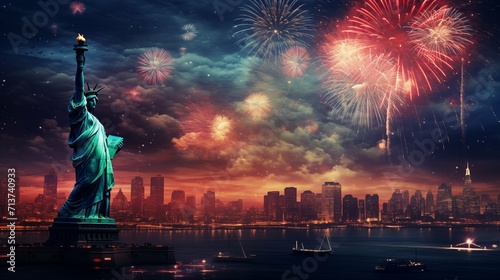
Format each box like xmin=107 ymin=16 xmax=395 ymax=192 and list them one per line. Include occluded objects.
xmin=73 ymin=34 xmax=87 ymax=104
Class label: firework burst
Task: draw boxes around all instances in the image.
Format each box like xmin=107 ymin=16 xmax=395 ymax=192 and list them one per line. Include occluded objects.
xmin=137 ymin=48 xmax=174 ymax=85
xmin=320 ymin=0 xmax=473 ymax=158
xmin=322 ymin=49 xmax=404 ymax=128
xmin=211 ymin=115 xmax=232 ymax=141
xmin=343 ymin=0 xmax=472 ymax=98
xmin=124 ymin=87 xmax=143 ymax=102
xmin=70 ymin=1 xmax=86 ymax=15
xmin=180 ymin=102 xmax=234 ymax=142
xmin=234 ymin=0 xmax=313 ymax=60
xmin=409 ymin=6 xmax=473 ymax=62
xmin=243 ymin=93 xmax=272 ymax=119
xmin=181 ymin=24 xmax=197 ymax=41
xmin=281 ymin=46 xmax=310 ymax=79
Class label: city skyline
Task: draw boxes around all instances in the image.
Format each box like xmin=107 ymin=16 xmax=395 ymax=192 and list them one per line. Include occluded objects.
xmin=6 ymin=160 xmax=499 ymax=225
xmin=10 ymin=161 xmax=499 ymax=216
xmin=15 ymin=158 xmax=500 ymax=208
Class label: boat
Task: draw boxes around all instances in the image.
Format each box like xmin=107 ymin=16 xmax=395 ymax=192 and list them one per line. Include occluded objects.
xmin=375 ymin=258 xmax=426 ymax=272
xmin=213 ymin=233 xmax=255 ymax=263
xmin=292 ymin=235 xmax=333 ymax=255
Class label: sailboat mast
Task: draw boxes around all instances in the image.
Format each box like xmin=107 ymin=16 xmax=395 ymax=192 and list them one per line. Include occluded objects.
xmin=237 ymin=232 xmax=247 ymax=258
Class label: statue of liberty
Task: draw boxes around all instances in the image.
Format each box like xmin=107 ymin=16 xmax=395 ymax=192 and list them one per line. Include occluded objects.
xmin=58 ymin=34 xmax=123 ymax=219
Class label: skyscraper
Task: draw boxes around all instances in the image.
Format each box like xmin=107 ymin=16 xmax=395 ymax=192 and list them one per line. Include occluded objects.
xmin=462 ymin=162 xmax=480 ymax=217
xmin=436 ymin=183 xmax=452 ymax=220
xmin=365 ymin=194 xmax=379 ymax=221
xmin=150 ymin=175 xmax=165 ymax=207
xmin=185 ymin=195 xmax=196 ymax=223
xmin=43 ymin=169 xmax=57 ymax=212
xmin=130 ymin=176 xmax=144 ymax=217
xmin=388 ymin=189 xmax=404 ymax=219
xmin=169 ymin=190 xmax=186 ymax=223
xmin=452 ymin=195 xmax=464 ymax=218
xmin=481 ymin=194 xmax=490 ymax=214
xmin=425 ymin=190 xmax=434 ymax=216
xmin=300 ymin=190 xmax=317 ymax=221
xmin=342 ymin=194 xmax=358 ymax=222
xmin=321 ymin=181 xmax=341 ymax=222
xmin=358 ymin=199 xmax=365 ymax=221
xmin=409 ymin=190 xmax=424 ymax=219
xmin=171 ymin=190 xmax=186 ymax=204
xmin=381 ymin=202 xmax=390 ymax=222
xmin=150 ymin=175 xmax=165 ymax=218
xmin=284 ymin=187 xmax=297 ymax=222
xmin=402 ymin=190 xmax=410 ymax=210
xmin=265 ymin=191 xmax=280 ymax=221
xmin=202 ymin=190 xmax=216 ymax=223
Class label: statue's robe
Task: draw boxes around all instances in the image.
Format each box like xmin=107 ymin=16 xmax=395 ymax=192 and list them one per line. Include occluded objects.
xmin=58 ymin=97 xmax=114 ymax=218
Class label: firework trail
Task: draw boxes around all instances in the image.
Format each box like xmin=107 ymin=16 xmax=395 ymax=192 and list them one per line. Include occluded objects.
xmin=234 ymin=0 xmax=313 ymax=60
xmin=431 ymin=106 xmax=446 ymax=151
xmin=385 ymin=90 xmax=392 ymax=159
xmin=243 ymin=93 xmax=272 ymax=119
xmin=137 ymin=48 xmax=174 ymax=85
xmin=281 ymin=46 xmax=310 ymax=79
xmin=460 ymin=58 xmax=465 ymax=145
xmin=181 ymin=24 xmax=197 ymax=41
xmin=70 ymin=2 xmax=86 ymax=15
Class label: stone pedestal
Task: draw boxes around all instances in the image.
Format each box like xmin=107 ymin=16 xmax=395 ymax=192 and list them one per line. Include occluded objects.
xmin=46 ymin=217 xmax=122 ymax=247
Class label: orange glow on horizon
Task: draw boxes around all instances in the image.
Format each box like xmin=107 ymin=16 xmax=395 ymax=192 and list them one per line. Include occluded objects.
xmin=18 ymin=167 xmax=498 ymax=211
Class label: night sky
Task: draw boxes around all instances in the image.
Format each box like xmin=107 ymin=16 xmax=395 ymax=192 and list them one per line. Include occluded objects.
xmin=1 ymin=0 xmax=500 ymax=207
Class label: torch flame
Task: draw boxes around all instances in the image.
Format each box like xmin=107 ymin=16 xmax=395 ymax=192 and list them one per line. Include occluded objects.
xmin=76 ymin=33 xmax=86 ymax=43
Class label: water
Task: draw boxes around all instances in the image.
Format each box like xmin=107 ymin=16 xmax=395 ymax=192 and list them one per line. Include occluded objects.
xmin=5 ymin=227 xmax=500 ymax=280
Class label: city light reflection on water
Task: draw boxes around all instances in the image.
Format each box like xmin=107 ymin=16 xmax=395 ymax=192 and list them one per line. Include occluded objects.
xmin=8 ymin=227 xmax=500 ymax=280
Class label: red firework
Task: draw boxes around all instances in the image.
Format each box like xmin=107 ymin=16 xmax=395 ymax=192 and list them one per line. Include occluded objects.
xmin=70 ymin=2 xmax=86 ymax=15
xmin=409 ymin=6 xmax=473 ymax=62
xmin=180 ymin=102 xmax=234 ymax=142
xmin=174 ymin=100 xmax=236 ymax=157
xmin=137 ymin=48 xmax=174 ymax=85
xmin=281 ymin=46 xmax=311 ymax=79
xmin=343 ymin=0 xmax=473 ymax=98
xmin=124 ymin=87 xmax=143 ymax=102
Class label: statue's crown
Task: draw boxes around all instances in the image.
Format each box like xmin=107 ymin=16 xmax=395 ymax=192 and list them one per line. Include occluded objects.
xmin=85 ymin=82 xmax=105 ymax=100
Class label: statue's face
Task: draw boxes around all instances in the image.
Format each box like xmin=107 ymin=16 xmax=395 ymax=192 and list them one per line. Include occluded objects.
xmin=86 ymin=97 xmax=97 ymax=110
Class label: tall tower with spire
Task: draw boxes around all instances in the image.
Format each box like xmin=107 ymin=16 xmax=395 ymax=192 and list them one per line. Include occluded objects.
xmin=462 ymin=162 xmax=480 ymax=217
xmin=464 ymin=162 xmax=471 ymax=186
xmin=463 ymin=162 xmax=473 ymax=196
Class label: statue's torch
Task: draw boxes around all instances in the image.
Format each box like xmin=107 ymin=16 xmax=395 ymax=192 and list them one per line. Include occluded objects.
xmin=74 ymin=33 xmax=88 ymax=66
xmin=73 ymin=34 xmax=87 ymax=94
